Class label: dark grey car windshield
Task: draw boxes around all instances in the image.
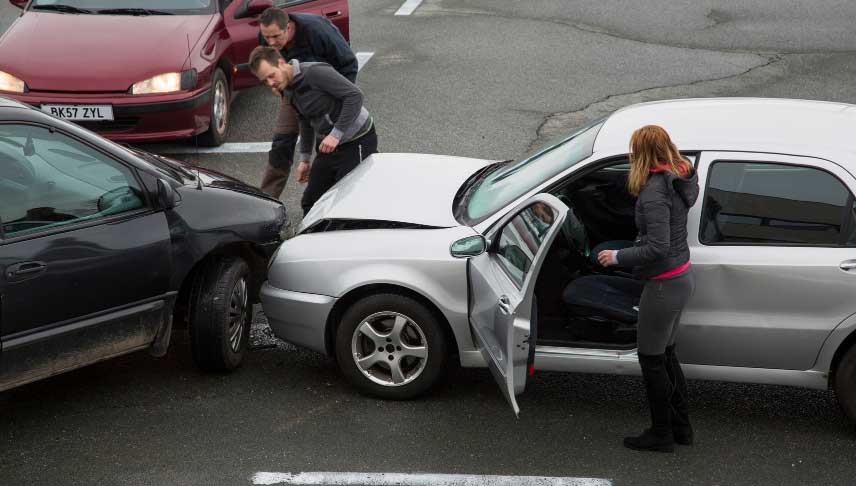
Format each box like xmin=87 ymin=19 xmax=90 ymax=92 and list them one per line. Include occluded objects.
xmin=30 ymin=0 xmax=214 ymax=14
xmin=460 ymin=119 xmax=605 ymax=226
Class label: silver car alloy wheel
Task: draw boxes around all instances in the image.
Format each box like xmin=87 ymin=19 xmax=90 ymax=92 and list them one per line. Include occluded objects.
xmin=212 ymin=77 xmax=228 ymax=135
xmin=227 ymin=277 xmax=248 ymax=353
xmin=351 ymin=311 xmax=429 ymax=387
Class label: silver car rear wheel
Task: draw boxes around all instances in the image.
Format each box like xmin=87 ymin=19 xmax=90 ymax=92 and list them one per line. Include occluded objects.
xmin=336 ymin=293 xmax=448 ymax=399
xmin=834 ymin=344 xmax=856 ymax=425
xmin=350 ymin=311 xmax=429 ymax=387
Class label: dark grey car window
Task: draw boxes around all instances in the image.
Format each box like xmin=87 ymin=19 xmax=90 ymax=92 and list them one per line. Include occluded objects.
xmin=0 ymin=124 xmax=145 ymax=239
xmin=700 ymin=161 xmax=856 ymax=246
xmin=495 ymin=203 xmax=558 ymax=288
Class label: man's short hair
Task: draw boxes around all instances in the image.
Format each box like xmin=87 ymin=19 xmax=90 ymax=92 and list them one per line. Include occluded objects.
xmin=249 ymin=46 xmax=283 ymax=74
xmin=259 ymin=7 xmax=289 ymax=30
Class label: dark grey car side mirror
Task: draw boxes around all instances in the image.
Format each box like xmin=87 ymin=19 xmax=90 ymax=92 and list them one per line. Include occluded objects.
xmin=157 ymin=178 xmax=179 ymax=209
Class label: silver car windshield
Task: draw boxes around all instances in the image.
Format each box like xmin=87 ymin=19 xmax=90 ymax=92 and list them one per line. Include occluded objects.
xmin=461 ymin=118 xmax=605 ymax=225
xmin=30 ymin=0 xmax=214 ymax=14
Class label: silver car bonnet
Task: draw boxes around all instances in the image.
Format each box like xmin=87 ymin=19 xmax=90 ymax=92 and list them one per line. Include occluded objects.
xmin=298 ymin=153 xmax=494 ymax=231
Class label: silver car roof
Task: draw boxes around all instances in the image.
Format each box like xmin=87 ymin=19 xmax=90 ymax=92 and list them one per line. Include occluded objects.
xmin=594 ymin=97 xmax=856 ymax=164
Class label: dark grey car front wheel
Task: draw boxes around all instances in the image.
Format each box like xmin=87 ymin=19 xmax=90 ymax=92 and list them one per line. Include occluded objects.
xmin=336 ymin=293 xmax=447 ymax=400
xmin=190 ymin=256 xmax=251 ymax=372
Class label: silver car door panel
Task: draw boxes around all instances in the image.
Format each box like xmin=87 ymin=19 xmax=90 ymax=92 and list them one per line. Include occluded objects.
xmin=683 ymin=152 xmax=856 ymax=370
xmin=468 ymin=194 xmax=568 ymax=415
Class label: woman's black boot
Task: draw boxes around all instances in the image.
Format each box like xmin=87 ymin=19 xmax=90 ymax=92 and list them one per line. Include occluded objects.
xmin=624 ymin=353 xmax=675 ymax=452
xmin=665 ymin=344 xmax=693 ymax=445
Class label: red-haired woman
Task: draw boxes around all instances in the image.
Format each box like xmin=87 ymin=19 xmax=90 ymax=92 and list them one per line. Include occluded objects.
xmin=598 ymin=125 xmax=699 ymax=452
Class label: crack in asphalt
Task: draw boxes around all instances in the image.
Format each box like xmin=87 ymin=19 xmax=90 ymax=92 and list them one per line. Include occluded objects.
xmin=428 ymin=1 xmax=856 ymax=55
xmin=528 ymin=53 xmax=787 ymax=151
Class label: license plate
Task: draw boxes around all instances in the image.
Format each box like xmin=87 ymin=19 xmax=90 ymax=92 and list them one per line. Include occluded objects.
xmin=41 ymin=104 xmax=114 ymax=121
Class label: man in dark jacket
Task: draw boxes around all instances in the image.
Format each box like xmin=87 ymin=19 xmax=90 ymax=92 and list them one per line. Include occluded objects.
xmin=257 ymin=8 xmax=358 ymax=198
xmin=250 ymin=46 xmax=377 ymax=214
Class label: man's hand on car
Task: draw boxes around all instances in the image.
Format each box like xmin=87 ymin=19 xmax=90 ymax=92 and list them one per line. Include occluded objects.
xmin=297 ymin=160 xmax=311 ymax=183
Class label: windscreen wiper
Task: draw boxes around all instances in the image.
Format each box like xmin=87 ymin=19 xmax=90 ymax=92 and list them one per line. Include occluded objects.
xmin=97 ymin=8 xmax=173 ymax=15
xmin=133 ymin=150 xmax=195 ymax=180
xmin=452 ymin=160 xmax=511 ymax=213
xmin=31 ymin=4 xmax=93 ymax=14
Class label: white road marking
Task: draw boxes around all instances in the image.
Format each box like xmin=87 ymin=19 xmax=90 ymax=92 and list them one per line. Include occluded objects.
xmin=150 ymin=142 xmax=272 ymax=154
xmin=252 ymin=472 xmax=612 ymax=486
xmin=356 ymin=51 xmax=374 ymax=71
xmin=395 ymin=0 xmax=424 ymax=16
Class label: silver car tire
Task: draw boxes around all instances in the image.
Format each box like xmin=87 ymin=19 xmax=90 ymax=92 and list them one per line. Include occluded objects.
xmin=335 ymin=293 xmax=447 ymax=400
xmin=834 ymin=344 xmax=856 ymax=425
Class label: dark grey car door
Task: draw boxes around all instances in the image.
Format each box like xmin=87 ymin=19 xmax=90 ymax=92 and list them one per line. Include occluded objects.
xmin=0 ymin=123 xmax=172 ymax=391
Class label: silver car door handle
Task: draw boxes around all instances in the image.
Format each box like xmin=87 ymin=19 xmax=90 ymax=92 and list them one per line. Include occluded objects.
xmin=498 ymin=295 xmax=512 ymax=314
xmin=840 ymin=260 xmax=856 ymax=271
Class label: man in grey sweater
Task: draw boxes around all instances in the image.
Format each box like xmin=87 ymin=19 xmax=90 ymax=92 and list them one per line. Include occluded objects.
xmin=249 ymin=46 xmax=378 ymax=214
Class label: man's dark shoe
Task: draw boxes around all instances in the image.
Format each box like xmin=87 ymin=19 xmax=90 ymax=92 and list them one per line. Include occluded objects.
xmin=623 ymin=429 xmax=675 ymax=452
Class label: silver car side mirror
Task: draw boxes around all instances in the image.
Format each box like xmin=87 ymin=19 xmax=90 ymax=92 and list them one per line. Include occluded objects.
xmin=450 ymin=235 xmax=486 ymax=258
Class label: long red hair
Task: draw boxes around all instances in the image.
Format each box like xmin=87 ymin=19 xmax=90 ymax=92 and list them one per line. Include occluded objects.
xmin=627 ymin=125 xmax=689 ymax=196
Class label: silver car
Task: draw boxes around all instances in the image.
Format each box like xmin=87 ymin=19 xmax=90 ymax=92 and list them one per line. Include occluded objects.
xmin=261 ymin=98 xmax=856 ymax=421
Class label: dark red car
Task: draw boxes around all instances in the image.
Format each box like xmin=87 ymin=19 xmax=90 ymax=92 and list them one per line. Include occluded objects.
xmin=0 ymin=0 xmax=349 ymax=146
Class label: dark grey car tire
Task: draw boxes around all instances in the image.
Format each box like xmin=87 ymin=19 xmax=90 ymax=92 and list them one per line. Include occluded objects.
xmin=835 ymin=344 xmax=856 ymax=424
xmin=336 ymin=293 xmax=447 ymax=400
xmin=197 ymin=68 xmax=230 ymax=147
xmin=190 ymin=256 xmax=251 ymax=372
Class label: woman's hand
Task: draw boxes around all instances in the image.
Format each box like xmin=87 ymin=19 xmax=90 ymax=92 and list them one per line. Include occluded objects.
xmin=597 ymin=249 xmax=618 ymax=267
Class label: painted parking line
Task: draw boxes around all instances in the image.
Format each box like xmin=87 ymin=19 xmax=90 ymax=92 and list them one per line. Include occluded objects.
xmin=356 ymin=51 xmax=375 ymax=72
xmin=151 ymin=142 xmax=272 ymax=155
xmin=395 ymin=0 xmax=424 ymax=16
xmin=152 ymin=52 xmax=374 ymax=155
xmin=252 ymin=472 xmax=612 ymax=486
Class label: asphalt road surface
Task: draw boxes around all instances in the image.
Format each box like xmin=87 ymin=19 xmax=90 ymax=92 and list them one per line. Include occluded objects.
xmin=2 ymin=1 xmax=856 ymax=485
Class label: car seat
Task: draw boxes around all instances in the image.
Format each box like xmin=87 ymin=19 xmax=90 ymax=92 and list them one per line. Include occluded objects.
xmin=562 ymin=274 xmax=644 ymax=325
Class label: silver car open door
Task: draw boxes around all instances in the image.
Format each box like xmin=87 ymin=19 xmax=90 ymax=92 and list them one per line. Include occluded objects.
xmin=468 ymin=194 xmax=568 ymax=415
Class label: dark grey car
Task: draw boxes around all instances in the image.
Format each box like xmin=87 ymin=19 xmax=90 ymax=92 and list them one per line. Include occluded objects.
xmin=0 ymin=96 xmax=288 ymax=391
